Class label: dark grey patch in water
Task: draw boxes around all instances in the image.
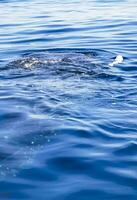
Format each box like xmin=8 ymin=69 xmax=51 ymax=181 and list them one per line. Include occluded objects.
xmin=2 ymin=51 xmax=114 ymax=80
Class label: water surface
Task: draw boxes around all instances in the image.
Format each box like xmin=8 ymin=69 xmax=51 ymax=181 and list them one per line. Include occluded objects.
xmin=0 ymin=0 xmax=137 ymax=199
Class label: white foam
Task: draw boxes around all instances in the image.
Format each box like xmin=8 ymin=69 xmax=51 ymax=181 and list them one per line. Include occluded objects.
xmin=109 ymin=55 xmax=123 ymax=67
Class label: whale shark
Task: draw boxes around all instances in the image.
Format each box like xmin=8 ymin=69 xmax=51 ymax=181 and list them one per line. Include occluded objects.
xmin=4 ymin=52 xmax=104 ymax=77
xmin=2 ymin=51 xmax=123 ymax=80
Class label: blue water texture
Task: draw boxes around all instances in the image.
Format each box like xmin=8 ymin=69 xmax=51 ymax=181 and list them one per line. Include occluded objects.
xmin=0 ymin=0 xmax=137 ymax=199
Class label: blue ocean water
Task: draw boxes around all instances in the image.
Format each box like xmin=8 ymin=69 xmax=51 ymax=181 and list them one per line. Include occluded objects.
xmin=0 ymin=0 xmax=137 ymax=199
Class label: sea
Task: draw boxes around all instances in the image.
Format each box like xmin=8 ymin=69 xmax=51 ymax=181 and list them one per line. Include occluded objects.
xmin=0 ymin=0 xmax=137 ymax=199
